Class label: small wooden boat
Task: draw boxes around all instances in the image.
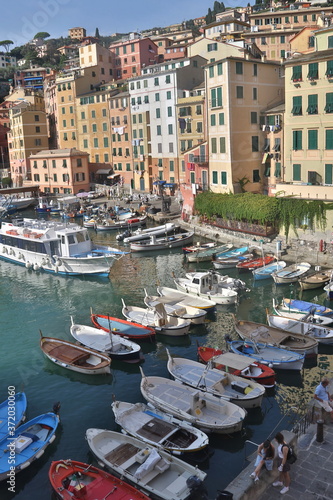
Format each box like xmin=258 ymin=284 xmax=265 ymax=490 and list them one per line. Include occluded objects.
xmin=183 ymin=241 xmax=218 ymax=253
xmin=233 ymin=317 xmax=318 ymax=357
xmin=236 ymin=255 xmax=275 ymax=271
xmin=185 ymin=243 xmax=233 ymax=263
xmin=130 ymin=231 xmax=194 ymax=252
xmin=140 ymin=369 xmax=246 ymax=434
xmin=86 ymin=428 xmax=207 ymax=500
xmin=121 ymin=299 xmax=191 ymax=336
xmin=96 ymin=215 xmax=147 ymax=231
xmin=225 ymin=337 xmax=305 ymax=371
xmin=144 ymin=290 xmax=207 ymax=325
xmin=212 ymin=253 xmax=253 ymax=270
xmin=122 ymin=222 xmax=178 ymax=243
xmin=299 ymin=268 xmax=333 ymax=290
xmin=166 ymin=350 xmax=265 ymax=409
xmin=267 ymin=313 xmax=333 ymax=345
xmin=156 ymin=286 xmax=217 ymax=311
xmin=111 ymin=400 xmax=209 ymax=455
xmin=40 ymin=333 xmax=112 ymax=373
xmin=70 ymin=319 xmax=143 ymax=363
xmin=174 ymin=271 xmax=238 ymax=305
xmin=212 ymin=246 xmax=249 ymax=261
xmin=272 ymin=262 xmax=311 ymax=284
xmin=49 ymin=459 xmax=151 ymax=500
xmin=0 ymin=411 xmax=59 ymax=481
xmin=91 ymin=312 xmax=156 ymax=341
xmin=282 ymin=298 xmax=333 ymax=317
xmin=272 ymin=298 xmax=333 ymax=326
xmin=252 ymin=261 xmax=286 ymax=280
xmin=197 ymin=346 xmax=276 ymax=388
xmin=0 ymin=392 xmax=27 ymax=441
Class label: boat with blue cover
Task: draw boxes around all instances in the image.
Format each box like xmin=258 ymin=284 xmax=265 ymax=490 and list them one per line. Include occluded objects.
xmin=0 ymin=392 xmax=27 ymax=441
xmin=282 ymin=298 xmax=333 ymax=317
xmin=0 ymin=411 xmax=59 ymax=481
xmin=225 ymin=337 xmax=305 ymax=371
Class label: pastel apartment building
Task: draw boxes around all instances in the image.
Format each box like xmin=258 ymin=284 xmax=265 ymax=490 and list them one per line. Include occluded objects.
xmin=109 ymin=34 xmax=158 ymax=80
xmin=69 ymin=27 xmax=86 ymax=40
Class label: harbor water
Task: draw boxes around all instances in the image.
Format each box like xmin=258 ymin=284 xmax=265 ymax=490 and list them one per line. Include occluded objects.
xmin=1 ymin=216 xmax=333 ymax=499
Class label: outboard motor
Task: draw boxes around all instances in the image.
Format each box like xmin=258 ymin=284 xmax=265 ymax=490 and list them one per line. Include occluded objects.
xmin=186 ymin=475 xmax=208 ymax=500
xmin=215 ymin=491 xmax=233 ymax=500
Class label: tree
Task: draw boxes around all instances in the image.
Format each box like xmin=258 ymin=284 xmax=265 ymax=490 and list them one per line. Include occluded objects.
xmin=34 ymin=32 xmax=50 ymax=40
xmin=205 ymin=8 xmax=214 ymax=25
xmin=0 ymin=40 xmax=13 ymax=53
xmin=95 ymin=27 xmax=100 ymax=39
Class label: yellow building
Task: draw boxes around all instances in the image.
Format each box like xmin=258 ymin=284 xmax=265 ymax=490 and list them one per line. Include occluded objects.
xmin=69 ymin=27 xmax=86 ymax=40
xmin=205 ymin=55 xmax=284 ymax=194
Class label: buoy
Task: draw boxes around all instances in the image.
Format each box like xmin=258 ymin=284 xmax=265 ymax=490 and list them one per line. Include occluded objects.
xmin=55 ymin=259 xmax=62 ymax=267
xmin=26 ymin=262 xmax=32 ymax=269
xmin=41 ymin=258 xmax=46 ymax=266
xmin=2 ymin=246 xmax=7 ymax=253
xmin=33 ymin=263 xmax=40 ymax=271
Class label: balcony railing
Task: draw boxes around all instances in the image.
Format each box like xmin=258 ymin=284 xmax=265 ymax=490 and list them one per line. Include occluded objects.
xmin=193 ymin=156 xmax=208 ymax=164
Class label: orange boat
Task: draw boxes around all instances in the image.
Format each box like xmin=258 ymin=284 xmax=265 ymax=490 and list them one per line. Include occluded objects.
xmin=49 ymin=459 xmax=150 ymax=500
xmin=197 ymin=345 xmax=276 ymax=388
xmin=236 ymin=254 xmax=275 ymax=271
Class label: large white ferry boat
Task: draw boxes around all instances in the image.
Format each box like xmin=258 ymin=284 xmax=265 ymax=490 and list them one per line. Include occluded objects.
xmin=0 ymin=218 xmax=126 ymax=276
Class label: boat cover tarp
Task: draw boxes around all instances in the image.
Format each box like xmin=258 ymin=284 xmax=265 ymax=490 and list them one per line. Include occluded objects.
xmin=284 ymin=299 xmax=328 ymax=314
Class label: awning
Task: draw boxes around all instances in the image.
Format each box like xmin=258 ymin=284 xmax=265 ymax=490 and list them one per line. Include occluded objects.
xmin=262 ymin=153 xmax=269 ymax=164
xmin=153 ymin=180 xmax=166 ymax=185
xmin=164 ymin=183 xmax=176 ymax=188
xmin=96 ymin=169 xmax=112 ymax=175
xmin=107 ymin=173 xmax=121 ymax=179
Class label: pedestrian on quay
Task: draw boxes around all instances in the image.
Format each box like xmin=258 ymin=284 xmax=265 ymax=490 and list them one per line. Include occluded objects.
xmin=314 ymin=376 xmax=333 ymax=422
xmin=250 ymin=439 xmax=275 ymax=482
xmin=273 ymin=432 xmax=291 ymax=495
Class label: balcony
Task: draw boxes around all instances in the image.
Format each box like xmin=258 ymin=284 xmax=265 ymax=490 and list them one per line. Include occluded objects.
xmin=193 ymin=156 xmax=208 ymax=165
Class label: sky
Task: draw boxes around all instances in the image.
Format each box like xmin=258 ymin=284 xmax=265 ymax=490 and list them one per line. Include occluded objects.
xmin=1 ymin=0 xmax=247 ymax=48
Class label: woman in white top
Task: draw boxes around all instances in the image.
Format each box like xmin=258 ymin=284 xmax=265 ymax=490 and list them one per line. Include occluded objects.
xmin=272 ymin=432 xmax=291 ymax=495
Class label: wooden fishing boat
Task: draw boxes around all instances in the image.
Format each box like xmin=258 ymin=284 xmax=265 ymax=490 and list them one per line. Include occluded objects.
xmin=267 ymin=313 xmax=333 ymax=345
xmin=212 ymin=246 xmax=249 ymax=262
xmin=252 ymin=261 xmax=286 ymax=280
xmin=96 ymin=215 xmax=147 ymax=231
xmin=197 ymin=346 xmax=276 ymax=388
xmin=70 ymin=319 xmax=143 ymax=363
xmin=86 ymin=428 xmax=207 ymax=500
xmin=282 ymin=298 xmax=333 ymax=317
xmin=49 ymin=459 xmax=151 ymax=500
xmin=140 ymin=369 xmax=246 ymax=434
xmin=185 ymin=243 xmax=233 ymax=263
xmin=225 ymin=337 xmax=305 ymax=371
xmin=156 ymin=286 xmax=217 ymax=311
xmin=236 ymin=255 xmax=275 ymax=271
xmin=130 ymin=231 xmax=194 ymax=252
xmin=121 ymin=222 xmax=178 ymax=243
xmin=0 ymin=411 xmax=59 ymax=481
xmin=111 ymin=400 xmax=209 ymax=455
xmin=121 ymin=299 xmax=191 ymax=336
xmin=144 ymin=290 xmax=207 ymax=325
xmin=183 ymin=241 xmax=218 ymax=253
xmin=0 ymin=392 xmax=27 ymax=441
xmin=212 ymin=252 xmax=253 ymax=270
xmin=40 ymin=334 xmax=112 ymax=373
xmin=272 ymin=262 xmax=311 ymax=284
xmin=272 ymin=298 xmax=333 ymax=326
xmin=173 ymin=271 xmax=238 ymax=305
xmin=299 ymin=269 xmax=333 ymax=290
xmin=91 ymin=312 xmax=156 ymax=341
xmin=166 ymin=350 xmax=265 ymax=409
xmin=233 ymin=317 xmax=318 ymax=357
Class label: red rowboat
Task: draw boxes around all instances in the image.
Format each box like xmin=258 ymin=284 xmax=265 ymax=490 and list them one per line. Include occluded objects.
xmin=49 ymin=459 xmax=150 ymax=500
xmin=91 ymin=312 xmax=156 ymax=341
xmin=197 ymin=345 xmax=276 ymax=388
xmin=236 ymin=255 xmax=275 ymax=271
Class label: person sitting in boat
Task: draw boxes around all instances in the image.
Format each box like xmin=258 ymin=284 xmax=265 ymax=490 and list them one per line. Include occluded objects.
xmin=250 ymin=439 xmax=275 ymax=482
xmin=314 ymin=376 xmax=333 ymax=423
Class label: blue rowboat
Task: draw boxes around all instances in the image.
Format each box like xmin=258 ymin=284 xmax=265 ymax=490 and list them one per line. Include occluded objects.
xmin=0 ymin=411 xmax=59 ymax=481
xmin=225 ymin=338 xmax=305 ymax=371
xmin=0 ymin=392 xmax=27 ymax=441
xmin=282 ymin=298 xmax=333 ymax=317
xmin=252 ymin=261 xmax=287 ymax=280
xmin=91 ymin=312 xmax=156 ymax=341
xmin=213 ymin=246 xmax=249 ymax=260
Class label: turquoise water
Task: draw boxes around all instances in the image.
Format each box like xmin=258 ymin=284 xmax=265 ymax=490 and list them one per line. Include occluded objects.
xmin=1 ymin=217 xmax=333 ymax=499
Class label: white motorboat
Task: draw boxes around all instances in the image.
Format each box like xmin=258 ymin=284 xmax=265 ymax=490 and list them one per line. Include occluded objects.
xmin=173 ymin=271 xmax=238 ymax=305
xmin=130 ymin=232 xmax=194 ymax=252
xmin=85 ymin=428 xmax=207 ymax=500
xmin=272 ymin=262 xmax=311 ymax=284
xmin=121 ymin=299 xmax=191 ymax=336
xmin=156 ymin=286 xmax=217 ymax=311
xmin=111 ymin=400 xmax=209 ymax=455
xmin=122 ymin=222 xmax=178 ymax=243
xmin=166 ymin=350 xmax=265 ymax=409
xmin=267 ymin=313 xmax=333 ymax=345
xmin=140 ymin=369 xmax=246 ymax=434
xmin=144 ymin=290 xmax=207 ymax=325
xmin=272 ymin=298 xmax=333 ymax=326
xmin=0 ymin=218 xmax=126 ymax=276
xmin=233 ymin=317 xmax=318 ymax=357
xmin=70 ymin=318 xmax=143 ymax=363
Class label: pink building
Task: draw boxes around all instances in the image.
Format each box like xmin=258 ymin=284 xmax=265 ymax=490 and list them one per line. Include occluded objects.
xmin=109 ymin=35 xmax=158 ymax=80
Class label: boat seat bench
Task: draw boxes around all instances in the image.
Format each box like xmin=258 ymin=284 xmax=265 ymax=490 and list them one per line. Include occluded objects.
xmin=49 ymin=345 xmax=90 ymax=364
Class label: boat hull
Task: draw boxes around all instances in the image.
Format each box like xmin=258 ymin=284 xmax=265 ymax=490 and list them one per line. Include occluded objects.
xmin=174 ymin=279 xmax=238 ymax=305
xmin=91 ymin=313 xmax=156 ymax=341
xmin=130 ymin=232 xmax=194 ymax=252
xmin=156 ymin=286 xmax=217 ymax=311
xmin=0 ymin=392 xmax=27 ymax=441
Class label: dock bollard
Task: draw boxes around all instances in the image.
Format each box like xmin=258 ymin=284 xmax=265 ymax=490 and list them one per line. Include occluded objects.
xmin=316 ymin=419 xmax=324 ymax=442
